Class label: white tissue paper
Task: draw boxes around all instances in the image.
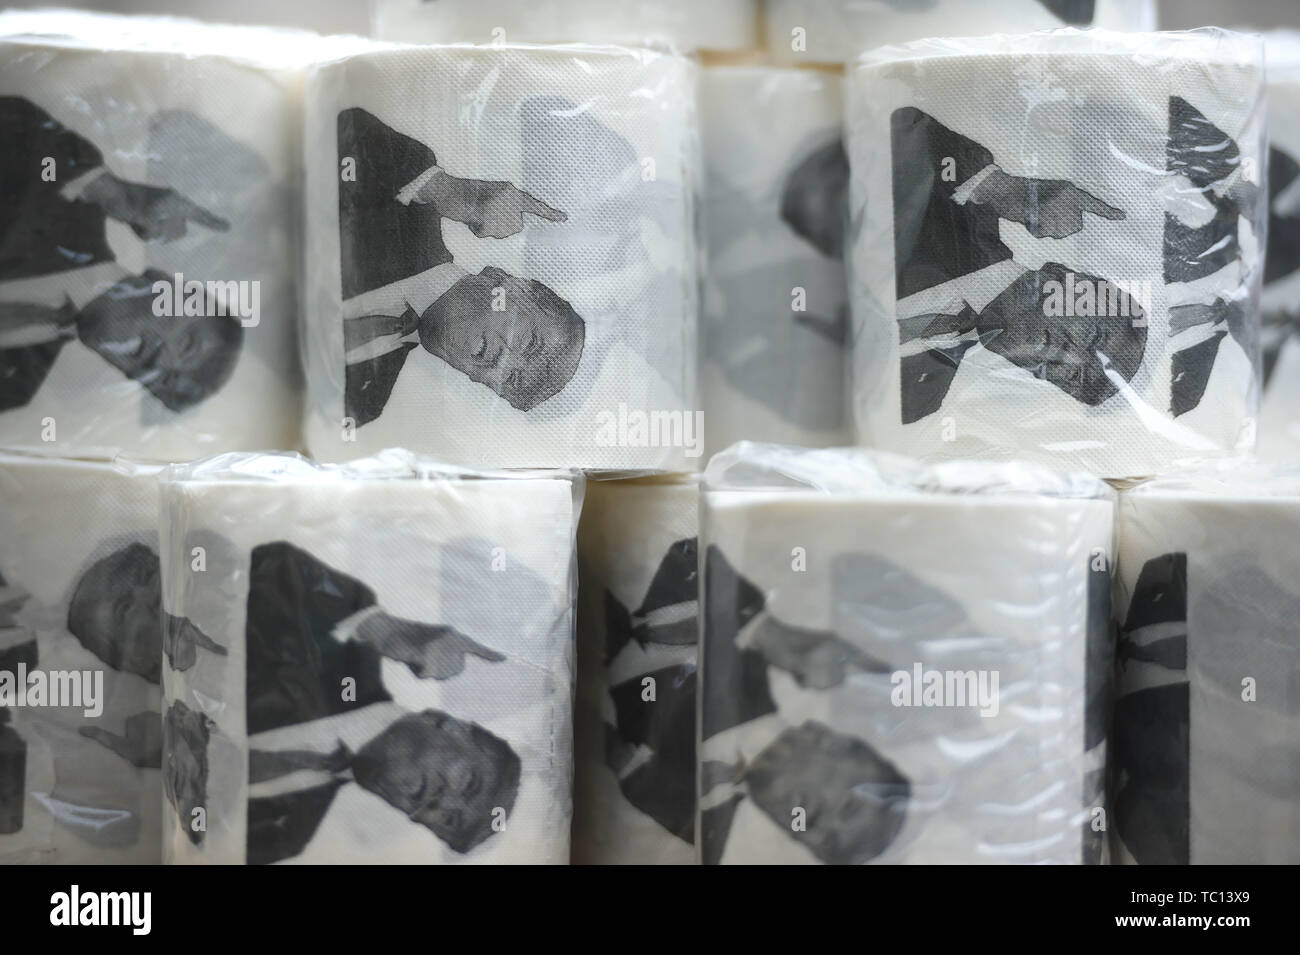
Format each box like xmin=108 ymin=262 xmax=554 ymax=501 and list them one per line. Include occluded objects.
xmin=699 ymin=443 xmax=1114 ymax=864
xmin=765 ymin=0 xmax=1156 ymax=64
xmin=1257 ymin=33 xmax=1300 ymax=461
xmin=372 ymin=0 xmax=758 ymax=52
xmin=573 ymin=476 xmax=698 ymax=865
xmin=0 ymin=453 xmax=164 ymax=864
xmin=847 ymin=29 xmax=1266 ymax=479
xmin=158 ymin=451 xmax=581 ymax=864
xmin=700 ymin=68 xmax=851 ymax=458
xmin=301 ymin=42 xmax=700 ymax=471
xmin=0 ymin=10 xmax=309 ymax=461
xmin=1114 ymin=467 xmax=1300 ymax=865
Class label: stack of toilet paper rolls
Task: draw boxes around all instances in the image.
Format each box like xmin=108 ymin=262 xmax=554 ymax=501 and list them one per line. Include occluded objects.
xmin=573 ymin=475 xmax=699 ymax=864
xmin=699 ymin=444 xmax=1114 ymax=864
xmin=700 ymin=67 xmax=851 ymax=457
xmin=0 ymin=453 xmax=165 ymax=864
xmin=301 ymin=41 xmax=700 ymax=470
xmin=0 ymin=10 xmax=308 ymax=461
xmin=158 ymin=451 xmax=581 ymax=864
xmin=765 ymin=0 xmax=1156 ymax=64
xmin=1114 ymin=466 xmax=1300 ymax=864
xmin=372 ymin=0 xmax=759 ymax=52
xmin=846 ymin=29 xmax=1266 ymax=479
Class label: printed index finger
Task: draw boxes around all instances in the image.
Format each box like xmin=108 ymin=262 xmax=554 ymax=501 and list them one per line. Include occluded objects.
xmin=183 ymin=199 xmax=231 ymax=232
xmin=521 ymin=192 xmax=568 ymax=223
xmin=1079 ymin=190 xmax=1126 ymax=221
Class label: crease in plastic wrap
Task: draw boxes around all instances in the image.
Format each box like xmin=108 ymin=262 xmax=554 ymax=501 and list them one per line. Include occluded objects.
xmin=1114 ymin=465 xmax=1300 ymax=865
xmin=846 ymin=29 xmax=1266 ymax=479
xmin=700 ymin=67 xmax=851 ymax=458
xmin=158 ymin=450 xmax=582 ymax=864
xmin=699 ymin=442 xmax=1115 ymax=864
xmin=301 ymin=40 xmax=701 ymax=471
xmin=0 ymin=10 xmax=313 ymax=461
xmin=1256 ymin=32 xmax=1300 ymax=460
xmin=0 ymin=453 xmax=164 ymax=864
xmin=371 ymin=0 xmax=759 ymax=52
xmin=573 ymin=475 xmax=698 ymax=864
xmin=764 ymin=0 xmax=1156 ymax=64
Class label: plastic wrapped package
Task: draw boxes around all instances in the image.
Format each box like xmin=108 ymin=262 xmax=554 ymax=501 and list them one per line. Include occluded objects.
xmin=699 ymin=67 xmax=851 ymax=458
xmin=764 ymin=0 xmax=1156 ymax=64
xmin=699 ymin=443 xmax=1114 ymax=864
xmin=1256 ymin=33 xmax=1300 ymax=460
xmin=301 ymin=41 xmax=700 ymax=471
xmin=0 ymin=10 xmax=313 ymax=461
xmin=573 ymin=475 xmax=698 ymax=865
xmin=158 ymin=451 xmax=581 ymax=864
xmin=846 ymin=29 xmax=1266 ymax=480
xmin=0 ymin=453 xmax=164 ymax=864
xmin=1114 ymin=466 xmax=1300 ymax=865
xmin=372 ymin=0 xmax=759 ymax=52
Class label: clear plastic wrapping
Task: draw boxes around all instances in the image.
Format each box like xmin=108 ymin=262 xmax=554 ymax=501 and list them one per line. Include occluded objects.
xmin=764 ymin=0 xmax=1156 ymax=64
xmin=0 ymin=452 xmax=164 ymax=864
xmin=301 ymin=41 xmax=700 ymax=471
xmin=573 ymin=475 xmax=698 ymax=864
xmin=846 ymin=28 xmax=1266 ymax=479
xmin=371 ymin=0 xmax=759 ymax=52
xmin=1114 ymin=464 xmax=1300 ymax=864
xmin=158 ymin=450 xmax=582 ymax=864
xmin=699 ymin=442 xmax=1114 ymax=864
xmin=1257 ymin=32 xmax=1300 ymax=460
xmin=699 ymin=67 xmax=851 ymax=458
xmin=0 ymin=10 xmax=312 ymax=462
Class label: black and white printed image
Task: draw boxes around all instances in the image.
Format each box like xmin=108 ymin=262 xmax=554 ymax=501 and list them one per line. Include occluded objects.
xmin=890 ymin=106 xmax=1145 ymax=424
xmin=1112 ymin=552 xmax=1190 ymax=865
xmin=337 ymin=107 xmax=585 ymax=425
xmin=700 ymin=545 xmax=912 ymax=865
xmin=1163 ymin=96 xmax=1261 ymax=417
xmin=0 ymin=96 xmax=244 ymax=417
xmin=598 ymin=538 xmax=699 ymax=846
xmin=167 ymin=541 xmax=523 ymax=864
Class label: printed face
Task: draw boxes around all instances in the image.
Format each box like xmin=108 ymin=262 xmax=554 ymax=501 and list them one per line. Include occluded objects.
xmin=67 ymin=543 xmax=162 ymax=683
xmin=352 ymin=710 xmax=521 ymax=854
xmin=743 ymin=721 xmax=909 ymax=865
xmin=420 ymin=270 xmax=584 ymax=411
xmin=76 ymin=275 xmax=242 ymax=412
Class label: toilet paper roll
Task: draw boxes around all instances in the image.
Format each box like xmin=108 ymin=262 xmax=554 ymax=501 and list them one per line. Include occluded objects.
xmin=573 ymin=476 xmax=698 ymax=865
xmin=0 ymin=11 xmax=310 ymax=461
xmin=699 ymin=443 xmax=1115 ymax=864
xmin=847 ymin=30 xmax=1266 ymax=479
xmin=158 ymin=451 xmax=581 ymax=864
xmin=372 ymin=0 xmax=758 ymax=52
xmin=700 ymin=68 xmax=851 ymax=458
xmin=1257 ymin=33 xmax=1300 ymax=460
xmin=765 ymin=0 xmax=1156 ymax=65
xmin=0 ymin=453 xmax=164 ymax=864
xmin=302 ymin=42 xmax=700 ymax=470
xmin=1114 ymin=467 xmax=1300 ymax=865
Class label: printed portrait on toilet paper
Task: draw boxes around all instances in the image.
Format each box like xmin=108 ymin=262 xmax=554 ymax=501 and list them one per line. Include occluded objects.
xmin=849 ymin=32 xmax=1267 ymax=477
xmin=303 ymin=45 xmax=698 ymax=469
xmin=0 ymin=21 xmax=304 ymax=458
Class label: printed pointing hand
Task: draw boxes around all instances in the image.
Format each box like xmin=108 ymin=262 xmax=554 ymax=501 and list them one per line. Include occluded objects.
xmin=86 ymin=175 xmax=229 ymax=242
xmin=408 ymin=171 xmax=567 ymax=239
xmin=80 ymin=711 xmax=162 ymax=769
xmin=355 ymin=612 xmax=506 ymax=680
xmin=972 ymin=168 xmax=1126 ymax=240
